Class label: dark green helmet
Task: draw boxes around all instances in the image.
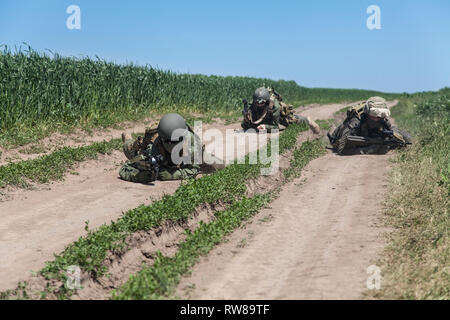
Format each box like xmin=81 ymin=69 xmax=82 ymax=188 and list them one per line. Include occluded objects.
xmin=157 ymin=113 xmax=188 ymax=142
xmin=253 ymin=87 xmax=270 ymax=106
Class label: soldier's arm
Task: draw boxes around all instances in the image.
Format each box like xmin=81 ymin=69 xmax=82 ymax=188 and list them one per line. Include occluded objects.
xmin=158 ymin=133 xmax=201 ymax=181
xmin=264 ymin=101 xmax=281 ymax=132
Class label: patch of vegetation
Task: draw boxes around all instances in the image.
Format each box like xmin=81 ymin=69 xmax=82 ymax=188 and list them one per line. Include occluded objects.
xmin=316 ymin=119 xmax=334 ymax=131
xmin=284 ymin=139 xmax=327 ymax=180
xmin=370 ymin=88 xmax=449 ymax=299
xmin=113 ymin=194 xmax=273 ymax=300
xmin=0 ymin=139 xmax=122 ymax=188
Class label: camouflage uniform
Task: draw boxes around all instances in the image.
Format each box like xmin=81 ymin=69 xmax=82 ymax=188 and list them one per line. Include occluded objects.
xmin=330 ymin=99 xmax=392 ymax=154
xmin=355 ymin=114 xmax=392 ymax=154
xmin=241 ymin=97 xmax=281 ymax=132
xmin=241 ymin=88 xmax=311 ymax=132
xmin=119 ymin=131 xmax=201 ymax=183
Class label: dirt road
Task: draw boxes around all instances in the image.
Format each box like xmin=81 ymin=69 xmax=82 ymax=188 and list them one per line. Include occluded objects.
xmin=175 ymin=101 xmax=398 ymax=300
xmin=0 ymin=101 xmax=394 ymax=293
xmin=176 ymin=152 xmax=391 ymax=299
xmin=0 ymin=121 xmax=246 ymax=291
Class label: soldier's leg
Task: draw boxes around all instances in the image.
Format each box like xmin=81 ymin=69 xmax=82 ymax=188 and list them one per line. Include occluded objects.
xmin=294 ymin=115 xmax=320 ymax=134
xmin=119 ymin=162 xmax=156 ymax=183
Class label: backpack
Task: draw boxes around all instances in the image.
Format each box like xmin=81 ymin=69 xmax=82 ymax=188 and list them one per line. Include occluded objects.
xmin=122 ymin=128 xmax=159 ymax=160
xmin=345 ymin=102 xmax=366 ymax=122
xmin=279 ymin=102 xmax=297 ymax=124
xmin=268 ymin=87 xmax=297 ymax=124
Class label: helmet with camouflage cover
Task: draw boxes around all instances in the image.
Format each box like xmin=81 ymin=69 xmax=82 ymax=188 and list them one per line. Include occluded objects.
xmin=157 ymin=113 xmax=189 ymax=152
xmin=364 ymin=96 xmax=390 ymax=118
xmin=253 ymin=87 xmax=271 ymax=107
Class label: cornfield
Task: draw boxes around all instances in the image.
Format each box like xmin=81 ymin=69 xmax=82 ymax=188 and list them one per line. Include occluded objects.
xmin=0 ymin=45 xmax=397 ymax=135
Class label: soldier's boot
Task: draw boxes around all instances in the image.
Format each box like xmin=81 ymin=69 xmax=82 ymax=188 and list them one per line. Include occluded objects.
xmin=306 ymin=116 xmax=321 ymax=134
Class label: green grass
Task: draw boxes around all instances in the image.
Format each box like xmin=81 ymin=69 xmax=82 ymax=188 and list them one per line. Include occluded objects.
xmin=370 ymin=88 xmax=449 ymax=299
xmin=0 ymin=46 xmax=398 ymax=148
xmin=316 ymin=119 xmax=334 ymax=131
xmin=0 ymin=139 xmax=122 ymax=188
xmin=284 ymin=139 xmax=327 ymax=180
xmin=113 ymin=193 xmax=273 ymax=300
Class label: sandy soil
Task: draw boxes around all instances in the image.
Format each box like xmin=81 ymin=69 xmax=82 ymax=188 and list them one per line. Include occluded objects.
xmin=0 ymin=101 xmax=395 ymax=294
xmin=297 ymin=102 xmax=361 ymax=120
xmin=175 ymin=151 xmax=391 ymax=299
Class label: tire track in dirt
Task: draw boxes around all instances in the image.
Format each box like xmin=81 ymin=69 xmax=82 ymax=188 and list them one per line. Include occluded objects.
xmin=176 ymin=152 xmax=391 ymax=299
xmin=175 ymin=101 xmax=399 ymax=300
xmin=0 ymin=101 xmax=368 ymax=292
xmin=0 ymin=118 xmax=288 ymax=292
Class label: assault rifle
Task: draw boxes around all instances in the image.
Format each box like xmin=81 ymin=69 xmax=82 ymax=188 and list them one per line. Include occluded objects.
xmin=140 ymin=151 xmax=164 ymax=178
xmin=346 ymin=130 xmax=411 ymax=150
xmin=242 ymin=99 xmax=251 ymax=122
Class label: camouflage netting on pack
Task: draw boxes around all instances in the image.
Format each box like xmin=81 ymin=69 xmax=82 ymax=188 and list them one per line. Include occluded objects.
xmin=365 ymin=96 xmax=390 ymax=118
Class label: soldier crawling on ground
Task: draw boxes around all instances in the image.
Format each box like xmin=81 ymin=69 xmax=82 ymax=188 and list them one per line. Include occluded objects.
xmin=119 ymin=113 xmax=224 ymax=183
xmin=241 ymin=87 xmax=321 ymax=134
xmin=327 ymin=96 xmax=412 ymax=155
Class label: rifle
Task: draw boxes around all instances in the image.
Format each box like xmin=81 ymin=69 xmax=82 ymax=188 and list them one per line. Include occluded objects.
xmin=242 ymin=99 xmax=251 ymax=122
xmin=346 ymin=130 xmax=411 ymax=149
xmin=138 ymin=151 xmax=164 ymax=178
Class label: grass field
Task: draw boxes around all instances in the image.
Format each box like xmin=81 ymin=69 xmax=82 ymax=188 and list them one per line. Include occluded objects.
xmin=370 ymin=88 xmax=449 ymax=299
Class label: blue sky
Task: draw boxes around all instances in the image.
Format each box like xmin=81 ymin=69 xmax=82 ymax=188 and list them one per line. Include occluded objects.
xmin=1 ymin=0 xmax=449 ymax=93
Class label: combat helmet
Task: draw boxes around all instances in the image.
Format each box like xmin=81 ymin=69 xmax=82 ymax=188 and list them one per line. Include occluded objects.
xmin=157 ymin=113 xmax=188 ymax=143
xmin=253 ymin=87 xmax=271 ymax=107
